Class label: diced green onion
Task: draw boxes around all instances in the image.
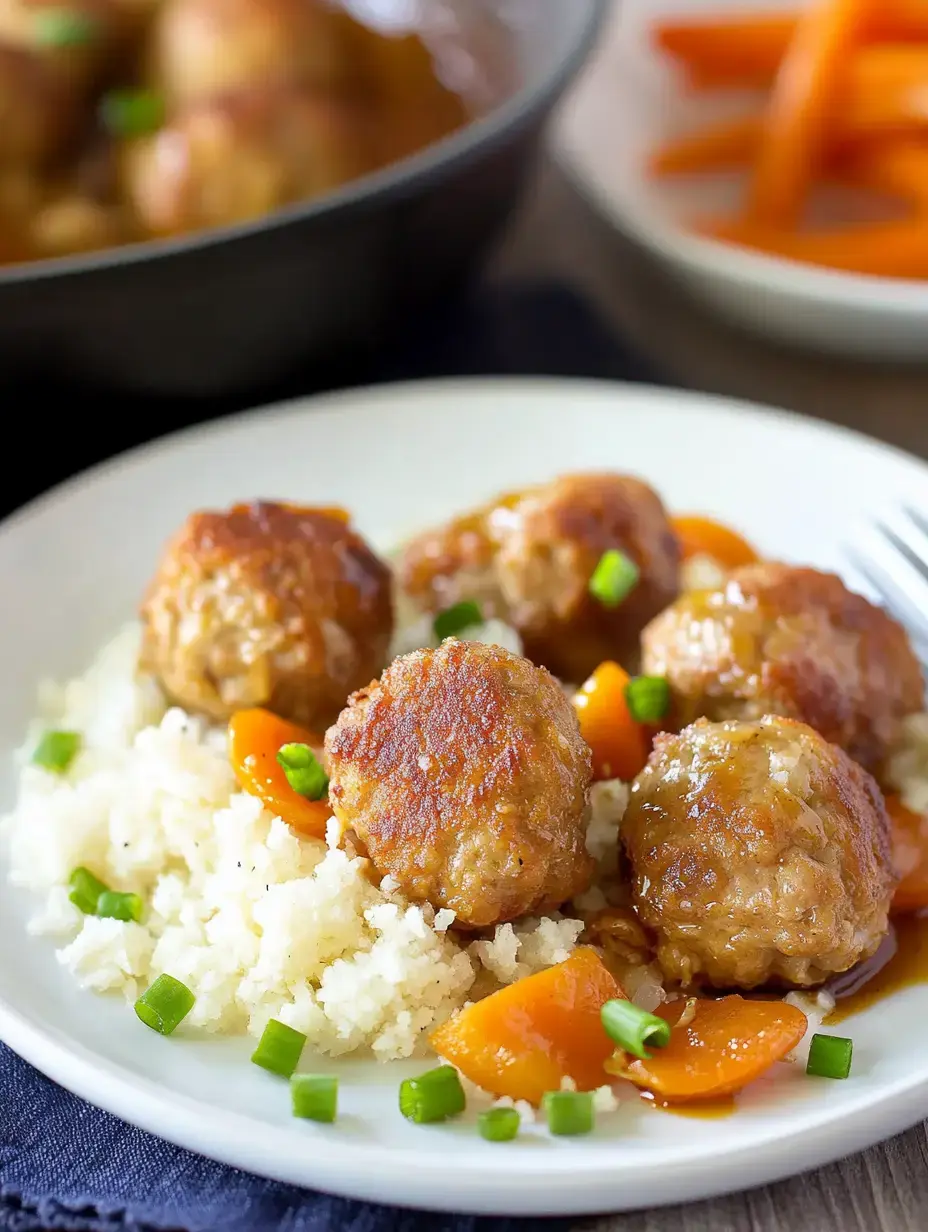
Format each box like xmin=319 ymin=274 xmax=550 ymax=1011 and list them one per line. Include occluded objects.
xmin=134 ymin=974 xmax=195 ymax=1035
xmin=543 ymin=1090 xmax=595 ymax=1137
xmin=33 ymin=7 xmax=98 ymax=47
xmin=68 ymin=866 xmax=108 ymax=915
xmin=433 ymin=600 xmax=483 ymax=641
xmin=478 ymin=1106 xmax=520 ymax=1142
xmin=601 ymin=999 xmax=671 ymax=1060
xmin=251 ymin=1019 xmax=307 ymax=1078
xmin=99 ymin=88 xmax=164 ymax=137
xmin=276 ymin=743 xmax=328 ymax=800
xmin=588 ymin=550 xmax=640 ymax=608
xmin=399 ymin=1065 xmax=466 ymax=1124
xmin=33 ymin=730 xmax=81 ymax=773
xmin=806 ymin=1033 xmax=853 ymax=1080
xmin=96 ymin=889 xmax=143 ymax=923
xmin=625 ymin=676 xmax=671 ymax=724
xmin=291 ymin=1073 xmax=338 ymax=1122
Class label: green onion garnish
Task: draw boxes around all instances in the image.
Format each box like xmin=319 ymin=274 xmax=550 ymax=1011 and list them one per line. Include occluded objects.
xmin=478 ymin=1106 xmax=520 ymax=1142
xmin=33 ymin=7 xmax=98 ymax=47
xmin=96 ymin=889 xmax=143 ymax=923
xmin=543 ymin=1090 xmax=595 ymax=1137
xmin=601 ymin=998 xmax=671 ymax=1060
xmin=276 ymin=743 xmax=328 ymax=801
xmin=99 ymin=88 xmax=164 ymax=137
xmin=33 ymin=730 xmax=81 ymax=773
xmin=588 ymin=549 xmax=640 ymax=608
xmin=433 ymin=600 xmax=483 ymax=641
xmin=399 ymin=1065 xmax=466 ymax=1124
xmin=251 ymin=1019 xmax=307 ymax=1078
xmin=806 ymin=1033 xmax=853 ymax=1080
xmin=68 ymin=866 xmax=108 ymax=915
xmin=625 ymin=676 xmax=671 ymax=724
xmin=134 ymin=974 xmax=195 ymax=1035
xmin=291 ymin=1073 xmax=338 ymax=1122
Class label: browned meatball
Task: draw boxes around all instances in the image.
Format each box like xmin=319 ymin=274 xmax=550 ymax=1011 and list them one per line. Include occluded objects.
xmin=642 ymin=562 xmax=923 ymax=776
xmin=623 ymin=715 xmax=897 ymax=989
xmin=122 ymin=87 xmax=372 ymax=234
xmin=0 ymin=45 xmax=75 ymax=167
xmin=149 ymin=0 xmax=357 ymax=105
xmin=398 ymin=474 xmax=681 ymax=682
xmin=139 ymin=501 xmax=393 ymax=729
xmin=325 ymin=639 xmax=594 ymax=928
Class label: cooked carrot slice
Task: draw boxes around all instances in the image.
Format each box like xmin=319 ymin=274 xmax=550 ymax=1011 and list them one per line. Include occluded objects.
xmin=838 ymin=139 xmax=928 ymax=206
xmin=746 ymin=0 xmax=872 ymax=228
xmin=228 ymin=708 xmax=332 ymax=839
xmin=672 ymin=515 xmax=759 ymax=570
xmin=654 ymin=4 xmax=928 ymax=90
xmin=887 ymin=793 xmax=928 ymax=914
xmin=573 ymin=661 xmax=650 ymax=782
xmin=696 ymin=215 xmax=928 ymax=279
xmin=430 ymin=948 xmax=624 ymax=1106
xmin=649 ymin=116 xmax=761 ymax=176
xmin=616 ymin=996 xmax=808 ymax=1103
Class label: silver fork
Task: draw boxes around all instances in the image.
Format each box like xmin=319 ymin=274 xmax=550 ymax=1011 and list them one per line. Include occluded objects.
xmin=848 ymin=507 xmax=928 ymax=668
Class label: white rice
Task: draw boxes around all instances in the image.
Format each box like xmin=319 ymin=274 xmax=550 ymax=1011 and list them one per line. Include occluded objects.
xmin=887 ymin=712 xmax=928 ymax=815
xmin=4 ymin=623 xmax=621 ymax=1060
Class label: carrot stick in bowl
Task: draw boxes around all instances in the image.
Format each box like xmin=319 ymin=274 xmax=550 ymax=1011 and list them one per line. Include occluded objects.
xmin=696 ymin=214 xmax=928 ymax=279
xmin=746 ymin=0 xmax=873 ymax=229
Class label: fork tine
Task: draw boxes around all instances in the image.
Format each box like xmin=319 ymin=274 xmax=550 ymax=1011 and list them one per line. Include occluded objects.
xmin=847 ymin=538 xmax=928 ymax=662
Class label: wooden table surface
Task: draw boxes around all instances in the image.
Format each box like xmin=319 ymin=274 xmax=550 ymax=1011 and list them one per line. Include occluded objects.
xmin=491 ymin=159 xmax=928 ymax=1232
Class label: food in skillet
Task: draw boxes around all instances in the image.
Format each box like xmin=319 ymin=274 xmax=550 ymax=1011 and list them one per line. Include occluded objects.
xmin=6 ymin=475 xmax=928 ymax=1134
xmin=622 ymin=715 xmax=898 ymax=989
xmin=0 ymin=0 xmax=485 ymax=263
xmin=399 ymin=473 xmax=681 ymax=682
xmin=139 ymin=500 xmax=393 ymax=729
xmin=325 ymin=638 xmax=595 ymax=928
xmin=642 ymin=562 xmax=924 ymax=775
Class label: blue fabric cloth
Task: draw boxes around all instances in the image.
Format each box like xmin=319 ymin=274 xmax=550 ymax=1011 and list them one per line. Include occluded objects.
xmin=0 ymin=280 xmax=654 ymax=1231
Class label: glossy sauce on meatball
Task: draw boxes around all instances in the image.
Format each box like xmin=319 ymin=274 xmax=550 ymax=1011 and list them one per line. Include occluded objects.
xmin=140 ymin=500 xmax=393 ymax=729
xmin=399 ymin=473 xmax=681 ymax=682
xmin=325 ymin=639 xmax=594 ymax=929
xmin=642 ymin=562 xmax=924 ymax=775
xmin=623 ymin=715 xmax=898 ymax=989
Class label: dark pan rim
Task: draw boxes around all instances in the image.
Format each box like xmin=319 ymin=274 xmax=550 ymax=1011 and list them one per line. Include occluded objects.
xmin=0 ymin=0 xmax=607 ymax=286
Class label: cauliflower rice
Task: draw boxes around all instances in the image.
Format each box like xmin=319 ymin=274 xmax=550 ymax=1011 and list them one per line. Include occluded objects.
xmin=3 ymin=624 xmax=628 ymax=1061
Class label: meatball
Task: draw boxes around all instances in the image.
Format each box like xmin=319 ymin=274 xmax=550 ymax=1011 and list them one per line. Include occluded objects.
xmin=122 ymin=87 xmax=372 ymax=234
xmin=642 ymin=562 xmax=923 ymax=775
xmin=139 ymin=501 xmax=393 ymax=729
xmin=0 ymin=45 xmax=74 ymax=167
xmin=622 ymin=715 xmax=897 ymax=989
xmin=0 ymin=0 xmax=128 ymax=91
xmin=398 ymin=474 xmax=681 ymax=683
xmin=325 ymin=639 xmax=594 ymax=928
xmin=150 ymin=0 xmax=357 ymax=105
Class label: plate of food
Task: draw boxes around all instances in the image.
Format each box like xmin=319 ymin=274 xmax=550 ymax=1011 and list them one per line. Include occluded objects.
xmin=554 ymin=0 xmax=928 ymax=360
xmin=1 ymin=376 xmax=927 ymax=1217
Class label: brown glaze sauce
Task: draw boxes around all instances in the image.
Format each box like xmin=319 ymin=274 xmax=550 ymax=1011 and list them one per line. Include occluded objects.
xmin=826 ymin=910 xmax=928 ymax=1025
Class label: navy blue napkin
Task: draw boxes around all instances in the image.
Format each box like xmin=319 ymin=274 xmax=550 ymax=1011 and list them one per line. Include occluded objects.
xmin=0 ymin=280 xmax=654 ymax=1230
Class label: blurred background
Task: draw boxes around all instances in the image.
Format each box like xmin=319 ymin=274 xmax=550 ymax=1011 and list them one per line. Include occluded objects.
xmin=1 ymin=0 xmax=925 ymax=498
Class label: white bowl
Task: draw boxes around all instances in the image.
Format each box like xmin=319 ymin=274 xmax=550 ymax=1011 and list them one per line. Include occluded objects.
xmin=553 ymin=0 xmax=928 ymax=362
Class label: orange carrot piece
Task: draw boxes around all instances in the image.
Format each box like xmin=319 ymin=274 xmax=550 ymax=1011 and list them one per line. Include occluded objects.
xmin=746 ymin=0 xmax=872 ymax=228
xmin=654 ymin=4 xmax=928 ymax=90
xmin=228 ymin=708 xmax=332 ymax=839
xmin=672 ymin=515 xmax=759 ymax=570
xmin=430 ymin=948 xmax=623 ymax=1106
xmin=615 ymin=996 xmax=808 ymax=1103
xmin=887 ymin=793 xmax=928 ymax=914
xmin=838 ymin=138 xmax=928 ymax=206
xmin=573 ymin=661 xmax=650 ymax=782
xmin=696 ymin=215 xmax=928 ymax=279
xmin=649 ymin=115 xmax=761 ymax=176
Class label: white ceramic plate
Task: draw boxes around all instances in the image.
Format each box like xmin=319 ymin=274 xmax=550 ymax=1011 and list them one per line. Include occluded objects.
xmin=1 ymin=377 xmax=927 ymax=1218
xmin=553 ymin=0 xmax=928 ymax=361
